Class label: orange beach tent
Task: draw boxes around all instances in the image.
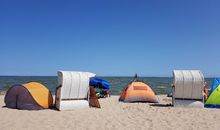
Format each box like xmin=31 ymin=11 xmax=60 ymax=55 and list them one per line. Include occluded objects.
xmin=119 ymin=81 xmax=158 ymax=103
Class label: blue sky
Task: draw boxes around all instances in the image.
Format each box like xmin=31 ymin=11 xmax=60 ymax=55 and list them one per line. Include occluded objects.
xmin=0 ymin=0 xmax=220 ymax=77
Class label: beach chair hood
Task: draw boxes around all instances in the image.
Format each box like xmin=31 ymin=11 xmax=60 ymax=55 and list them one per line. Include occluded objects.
xmin=173 ymin=70 xmax=204 ymax=99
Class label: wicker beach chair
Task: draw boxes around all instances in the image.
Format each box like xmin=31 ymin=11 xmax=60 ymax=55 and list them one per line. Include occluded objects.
xmin=172 ymin=70 xmax=204 ymax=108
xmin=55 ymin=71 xmax=96 ymax=110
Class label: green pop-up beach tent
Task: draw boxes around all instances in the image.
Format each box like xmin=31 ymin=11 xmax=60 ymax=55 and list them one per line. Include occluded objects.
xmin=205 ymin=79 xmax=220 ymax=108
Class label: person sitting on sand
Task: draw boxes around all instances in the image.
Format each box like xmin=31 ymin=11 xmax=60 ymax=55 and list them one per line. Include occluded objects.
xmin=203 ymin=82 xmax=209 ymax=101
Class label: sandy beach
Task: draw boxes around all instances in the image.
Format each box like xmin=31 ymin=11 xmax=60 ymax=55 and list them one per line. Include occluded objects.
xmin=1 ymin=95 xmax=220 ymax=130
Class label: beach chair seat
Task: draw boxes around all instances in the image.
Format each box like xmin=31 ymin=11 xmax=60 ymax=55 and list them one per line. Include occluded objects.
xmin=172 ymin=70 xmax=204 ymax=108
xmin=55 ymin=71 xmax=96 ymax=110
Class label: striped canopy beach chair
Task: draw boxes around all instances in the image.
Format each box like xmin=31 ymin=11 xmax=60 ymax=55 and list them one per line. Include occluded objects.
xmin=55 ymin=71 xmax=96 ymax=110
xmin=172 ymin=70 xmax=204 ymax=108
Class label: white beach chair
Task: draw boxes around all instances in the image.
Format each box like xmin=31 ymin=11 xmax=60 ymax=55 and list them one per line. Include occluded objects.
xmin=55 ymin=71 xmax=96 ymax=110
xmin=172 ymin=70 xmax=204 ymax=108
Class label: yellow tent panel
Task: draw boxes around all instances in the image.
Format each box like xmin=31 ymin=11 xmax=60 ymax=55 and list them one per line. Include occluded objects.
xmin=23 ymin=82 xmax=53 ymax=108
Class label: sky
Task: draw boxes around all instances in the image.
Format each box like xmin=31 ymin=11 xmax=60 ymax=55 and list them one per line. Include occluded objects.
xmin=0 ymin=0 xmax=220 ymax=77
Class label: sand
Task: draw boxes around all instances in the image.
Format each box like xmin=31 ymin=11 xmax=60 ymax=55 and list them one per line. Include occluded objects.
xmin=1 ymin=95 xmax=220 ymax=130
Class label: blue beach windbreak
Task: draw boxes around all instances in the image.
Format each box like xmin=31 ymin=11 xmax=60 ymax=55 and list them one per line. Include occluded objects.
xmin=208 ymin=79 xmax=220 ymax=95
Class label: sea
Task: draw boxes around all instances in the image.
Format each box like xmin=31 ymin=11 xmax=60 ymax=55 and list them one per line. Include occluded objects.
xmin=0 ymin=76 xmax=214 ymax=95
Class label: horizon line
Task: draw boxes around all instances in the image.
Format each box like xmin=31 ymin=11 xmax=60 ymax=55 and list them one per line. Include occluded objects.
xmin=0 ymin=75 xmax=218 ymax=78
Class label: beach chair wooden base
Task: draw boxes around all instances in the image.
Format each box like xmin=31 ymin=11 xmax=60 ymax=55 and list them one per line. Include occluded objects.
xmin=174 ymin=99 xmax=204 ymax=108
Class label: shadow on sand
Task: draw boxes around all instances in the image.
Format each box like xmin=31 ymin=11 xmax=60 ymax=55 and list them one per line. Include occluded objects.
xmin=150 ymin=103 xmax=173 ymax=107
